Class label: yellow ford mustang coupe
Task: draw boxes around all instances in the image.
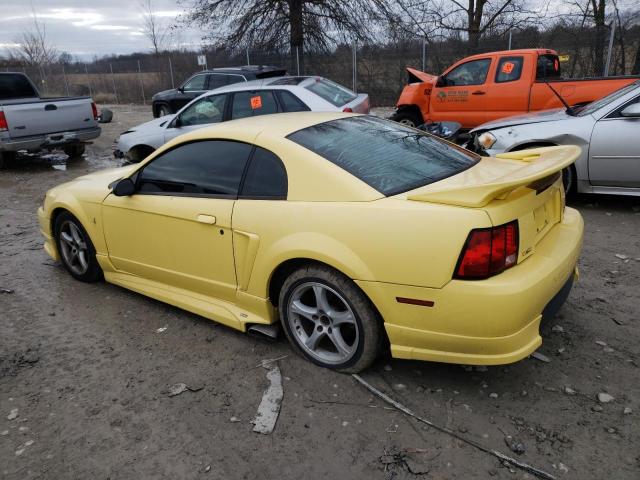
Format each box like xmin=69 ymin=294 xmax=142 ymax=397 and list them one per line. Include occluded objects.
xmin=38 ymin=112 xmax=583 ymax=372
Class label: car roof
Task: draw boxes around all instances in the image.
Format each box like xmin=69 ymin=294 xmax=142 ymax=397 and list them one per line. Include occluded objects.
xmin=202 ymin=65 xmax=285 ymax=74
xmin=206 ymin=76 xmax=320 ymax=93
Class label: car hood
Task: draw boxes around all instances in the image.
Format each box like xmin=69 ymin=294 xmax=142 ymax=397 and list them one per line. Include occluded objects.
xmin=125 ymin=115 xmax=174 ymax=134
xmin=471 ymin=108 xmax=572 ymax=132
xmin=47 ymin=165 xmax=139 ymax=205
xmin=152 ymin=88 xmax=177 ymax=101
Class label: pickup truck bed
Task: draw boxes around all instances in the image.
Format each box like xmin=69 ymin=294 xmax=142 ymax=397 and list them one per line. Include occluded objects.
xmin=0 ymin=73 xmax=100 ymax=165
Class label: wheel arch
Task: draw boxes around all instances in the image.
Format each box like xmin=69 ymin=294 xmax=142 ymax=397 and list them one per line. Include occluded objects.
xmin=127 ymin=144 xmax=156 ymax=163
xmin=49 ymin=202 xmax=107 ymax=256
xmin=152 ymin=101 xmax=169 ymax=118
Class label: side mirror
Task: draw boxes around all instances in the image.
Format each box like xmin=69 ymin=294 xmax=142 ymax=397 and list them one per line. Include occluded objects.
xmin=435 ymin=76 xmax=446 ymax=88
xmin=113 ymin=178 xmax=135 ymax=197
xmin=620 ymin=103 xmax=640 ymax=117
xmin=171 ymin=116 xmax=182 ymax=128
xmin=178 ymin=86 xmax=185 ymax=93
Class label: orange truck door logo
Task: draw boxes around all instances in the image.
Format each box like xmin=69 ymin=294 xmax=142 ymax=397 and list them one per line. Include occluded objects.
xmin=437 ymin=91 xmax=447 ymax=102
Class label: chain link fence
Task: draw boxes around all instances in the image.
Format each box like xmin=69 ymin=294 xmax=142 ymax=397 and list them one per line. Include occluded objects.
xmin=3 ymin=31 xmax=638 ymax=107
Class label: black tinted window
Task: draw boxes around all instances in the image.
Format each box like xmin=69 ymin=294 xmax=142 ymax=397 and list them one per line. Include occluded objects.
xmin=232 ymin=91 xmax=279 ymax=119
xmin=536 ymin=55 xmax=561 ymax=79
xmin=445 ymin=59 xmax=491 ymax=86
xmin=183 ymin=74 xmax=207 ymax=91
xmin=208 ymin=74 xmax=227 ymax=89
xmin=495 ymin=57 xmax=523 ymax=83
xmin=137 ymin=140 xmax=251 ymax=196
xmin=0 ymin=74 xmax=37 ymax=100
xmin=277 ymin=90 xmax=310 ymax=112
xmin=241 ymin=148 xmax=287 ymax=198
xmin=288 ymin=116 xmax=479 ymax=196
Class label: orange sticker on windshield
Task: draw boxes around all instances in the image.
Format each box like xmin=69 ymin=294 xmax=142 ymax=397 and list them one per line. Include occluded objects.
xmin=250 ymin=96 xmax=262 ymax=109
xmin=501 ymin=62 xmax=515 ymax=74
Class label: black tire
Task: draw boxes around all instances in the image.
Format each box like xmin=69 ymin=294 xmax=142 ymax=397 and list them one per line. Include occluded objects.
xmin=390 ymin=109 xmax=422 ymax=128
xmin=63 ymin=144 xmax=86 ymax=158
xmin=0 ymin=151 xmax=17 ymax=169
xmin=158 ymin=104 xmax=171 ymax=117
xmin=562 ymin=164 xmax=576 ymax=197
xmin=278 ymin=264 xmax=382 ymax=373
xmin=53 ymin=211 xmax=103 ymax=283
xmin=98 ymin=108 xmax=113 ymax=124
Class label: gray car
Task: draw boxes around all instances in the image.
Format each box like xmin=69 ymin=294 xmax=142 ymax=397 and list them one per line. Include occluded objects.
xmin=469 ymin=81 xmax=640 ymax=196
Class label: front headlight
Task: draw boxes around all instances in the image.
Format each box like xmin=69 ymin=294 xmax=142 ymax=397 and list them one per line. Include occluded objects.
xmin=477 ymin=132 xmax=497 ymax=149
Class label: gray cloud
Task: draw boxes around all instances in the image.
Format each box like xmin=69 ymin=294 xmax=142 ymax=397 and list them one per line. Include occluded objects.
xmin=0 ymin=0 xmax=204 ymax=59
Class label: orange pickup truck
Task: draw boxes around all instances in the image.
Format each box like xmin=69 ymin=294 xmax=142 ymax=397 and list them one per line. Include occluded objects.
xmin=391 ymin=48 xmax=640 ymax=129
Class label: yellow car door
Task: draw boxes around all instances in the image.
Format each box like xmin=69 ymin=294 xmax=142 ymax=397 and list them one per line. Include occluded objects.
xmin=102 ymin=139 xmax=254 ymax=303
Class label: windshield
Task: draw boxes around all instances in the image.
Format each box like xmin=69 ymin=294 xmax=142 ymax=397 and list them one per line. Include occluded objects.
xmin=305 ymin=78 xmax=357 ymax=107
xmin=576 ymin=81 xmax=640 ymax=117
xmin=287 ymin=116 xmax=479 ymax=196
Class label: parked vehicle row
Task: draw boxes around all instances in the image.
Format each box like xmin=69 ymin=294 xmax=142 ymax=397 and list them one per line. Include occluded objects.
xmin=0 ymin=72 xmax=101 ymax=168
xmin=115 ymin=75 xmax=369 ymax=162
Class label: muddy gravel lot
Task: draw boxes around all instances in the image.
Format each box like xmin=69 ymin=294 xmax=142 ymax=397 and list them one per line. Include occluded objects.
xmin=1 ymin=105 xmax=639 ymax=479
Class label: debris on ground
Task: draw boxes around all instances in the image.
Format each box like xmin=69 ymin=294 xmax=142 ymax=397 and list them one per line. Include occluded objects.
xmin=379 ymin=446 xmax=433 ymax=476
xmin=614 ymin=253 xmax=628 ymax=260
xmin=531 ymin=352 xmax=551 ymax=363
xmin=7 ymin=409 xmax=18 ymax=420
xmin=156 ymin=326 xmax=168 ymax=333
xmin=564 ymin=387 xmax=576 ymax=395
xmin=551 ymin=325 xmax=564 ymax=333
xmin=353 ymin=374 xmax=557 ymax=480
xmin=166 ymin=383 xmax=203 ymax=397
xmin=597 ymin=393 xmax=615 ymax=404
xmin=504 ymin=435 xmax=526 ymax=455
xmin=252 ymin=364 xmax=283 ymax=435
xmin=252 ymin=355 xmax=288 ymax=369
xmin=0 ymin=287 xmax=14 ymax=294
xmin=229 ymin=416 xmax=241 ymax=423
xmin=623 ymin=407 xmax=632 ymax=415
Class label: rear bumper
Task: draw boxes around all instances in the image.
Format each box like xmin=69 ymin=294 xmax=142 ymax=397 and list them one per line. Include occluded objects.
xmin=357 ymin=207 xmax=583 ymax=365
xmin=0 ymin=127 xmax=101 ymax=152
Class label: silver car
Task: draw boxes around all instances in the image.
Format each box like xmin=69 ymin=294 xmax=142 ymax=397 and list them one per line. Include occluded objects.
xmin=114 ymin=76 xmax=370 ymax=162
xmin=469 ymin=81 xmax=640 ymax=195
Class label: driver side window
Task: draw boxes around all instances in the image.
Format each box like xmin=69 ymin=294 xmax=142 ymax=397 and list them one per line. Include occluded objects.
xmin=444 ymin=59 xmax=491 ymax=86
xmin=178 ymin=95 xmax=227 ymax=127
xmin=182 ymin=74 xmax=207 ymax=91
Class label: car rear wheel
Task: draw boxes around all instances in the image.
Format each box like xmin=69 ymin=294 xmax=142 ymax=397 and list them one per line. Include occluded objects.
xmin=63 ymin=144 xmax=86 ymax=158
xmin=54 ymin=212 xmax=103 ymax=282
xmin=279 ymin=265 xmax=382 ymax=373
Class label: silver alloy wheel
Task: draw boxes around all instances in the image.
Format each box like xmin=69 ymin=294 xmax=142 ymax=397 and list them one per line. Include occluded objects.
xmin=160 ymin=106 xmax=170 ymax=116
xmin=59 ymin=220 xmax=89 ymax=275
xmin=287 ymin=282 xmax=359 ymax=365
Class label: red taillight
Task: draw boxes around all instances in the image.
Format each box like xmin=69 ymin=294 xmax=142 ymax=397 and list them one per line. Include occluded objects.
xmin=455 ymin=221 xmax=519 ymax=279
xmin=91 ymin=102 xmax=98 ymax=120
xmin=0 ymin=111 xmax=7 ymax=131
xmin=343 ymin=107 xmax=353 ymax=112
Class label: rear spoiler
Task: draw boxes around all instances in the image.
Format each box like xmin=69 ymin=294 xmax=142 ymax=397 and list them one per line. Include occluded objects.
xmin=407 ymin=146 xmax=580 ymax=208
xmin=406 ymin=67 xmax=437 ymax=84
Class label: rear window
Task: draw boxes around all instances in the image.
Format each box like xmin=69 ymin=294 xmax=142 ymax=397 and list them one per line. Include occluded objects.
xmin=0 ymin=74 xmax=37 ymax=100
xmin=536 ymin=55 xmax=561 ymax=80
xmin=287 ymin=116 xmax=479 ymax=196
xmin=305 ymin=78 xmax=357 ymax=107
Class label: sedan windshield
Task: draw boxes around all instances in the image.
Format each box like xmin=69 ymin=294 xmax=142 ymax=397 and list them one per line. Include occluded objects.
xmin=288 ymin=116 xmax=479 ymax=196
xmin=576 ymin=81 xmax=640 ymax=117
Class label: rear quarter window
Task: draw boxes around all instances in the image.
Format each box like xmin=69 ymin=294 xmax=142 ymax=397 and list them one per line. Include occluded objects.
xmin=305 ymin=78 xmax=357 ymax=107
xmin=0 ymin=74 xmax=37 ymax=100
xmin=287 ymin=116 xmax=479 ymax=196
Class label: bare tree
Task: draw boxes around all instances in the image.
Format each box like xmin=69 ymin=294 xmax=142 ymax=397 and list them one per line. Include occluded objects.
xmin=180 ymin=0 xmax=394 ymax=72
xmin=141 ymin=0 xmax=169 ymax=54
xmin=13 ymin=6 xmax=57 ymax=66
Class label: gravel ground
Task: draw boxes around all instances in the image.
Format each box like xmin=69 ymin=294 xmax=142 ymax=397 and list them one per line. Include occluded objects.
xmin=1 ymin=104 xmax=639 ymax=479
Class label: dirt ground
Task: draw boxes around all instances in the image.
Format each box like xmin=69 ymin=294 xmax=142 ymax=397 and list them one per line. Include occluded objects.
xmin=1 ymin=104 xmax=639 ymax=480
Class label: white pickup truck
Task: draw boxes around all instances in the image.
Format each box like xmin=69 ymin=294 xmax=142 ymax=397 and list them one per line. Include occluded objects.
xmin=0 ymin=72 xmax=101 ymax=168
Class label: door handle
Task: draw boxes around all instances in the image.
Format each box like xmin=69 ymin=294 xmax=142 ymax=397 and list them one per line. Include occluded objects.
xmin=196 ymin=214 xmax=217 ymax=225
xmin=472 ymin=90 xmax=486 ymax=95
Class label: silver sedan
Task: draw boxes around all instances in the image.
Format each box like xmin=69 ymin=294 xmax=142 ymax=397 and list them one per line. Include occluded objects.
xmin=114 ymin=76 xmax=369 ymax=163
xmin=469 ymin=81 xmax=640 ymax=196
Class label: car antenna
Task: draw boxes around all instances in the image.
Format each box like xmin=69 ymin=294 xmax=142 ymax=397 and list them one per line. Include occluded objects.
xmin=544 ymin=81 xmax=575 ymax=115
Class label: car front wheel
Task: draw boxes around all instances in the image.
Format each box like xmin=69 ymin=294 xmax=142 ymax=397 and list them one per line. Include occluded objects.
xmin=279 ymin=264 xmax=382 ymax=373
xmin=54 ymin=212 xmax=103 ymax=282
xmin=159 ymin=105 xmax=171 ymax=116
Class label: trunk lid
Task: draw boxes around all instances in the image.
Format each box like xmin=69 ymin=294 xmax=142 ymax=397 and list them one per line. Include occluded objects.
xmin=344 ymin=93 xmax=370 ymax=114
xmin=407 ymin=145 xmax=580 ymax=263
xmin=3 ymin=97 xmax=96 ymax=138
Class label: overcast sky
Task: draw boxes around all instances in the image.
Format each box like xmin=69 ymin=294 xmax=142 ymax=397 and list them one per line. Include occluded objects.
xmin=0 ymin=0 xmax=203 ymax=59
